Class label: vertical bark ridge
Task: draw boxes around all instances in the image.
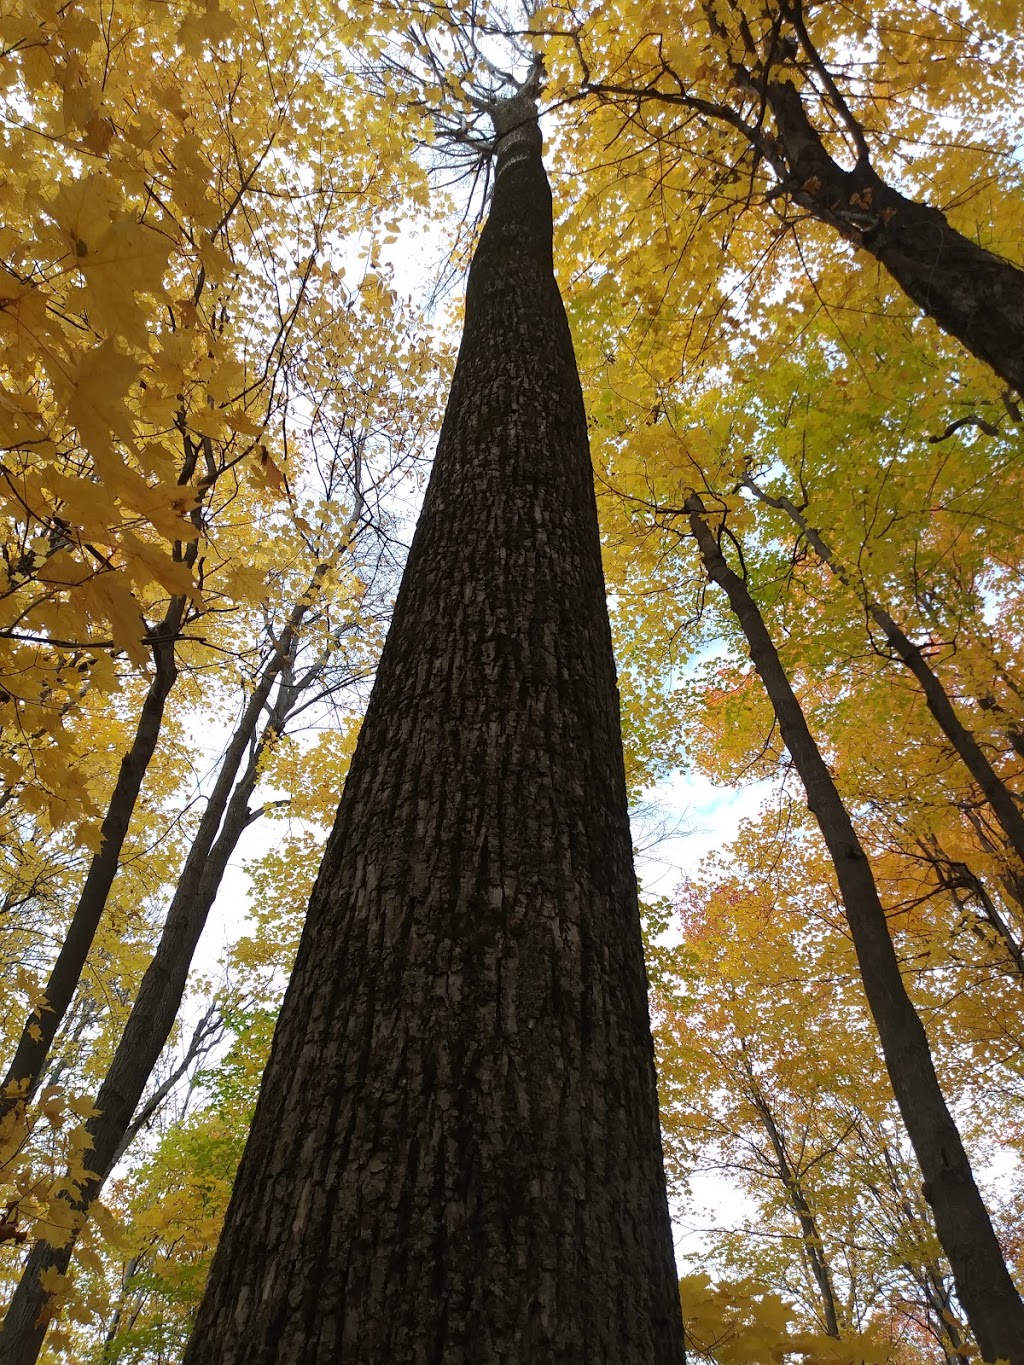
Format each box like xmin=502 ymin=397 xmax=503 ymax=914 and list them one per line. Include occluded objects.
xmin=180 ymin=102 xmax=683 ymax=1365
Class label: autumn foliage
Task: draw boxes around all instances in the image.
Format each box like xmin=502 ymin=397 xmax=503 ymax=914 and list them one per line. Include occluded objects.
xmin=2 ymin=0 xmax=1024 ymax=1360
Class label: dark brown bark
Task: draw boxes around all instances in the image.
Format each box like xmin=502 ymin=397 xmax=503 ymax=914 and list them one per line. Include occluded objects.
xmin=742 ymin=477 xmax=1024 ymax=873
xmin=686 ymin=494 xmax=1024 ymax=1364
xmin=0 ymin=602 xmax=183 ymax=1127
xmin=0 ymin=615 xmax=316 ymax=1365
xmin=764 ymin=77 xmax=1024 ymax=394
xmin=180 ymin=95 xmax=683 ymax=1365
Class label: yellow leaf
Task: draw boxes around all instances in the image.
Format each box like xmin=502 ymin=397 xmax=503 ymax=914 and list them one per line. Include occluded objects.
xmin=120 ymin=529 xmax=201 ymax=603
xmin=39 ymin=1267 xmax=68 ymax=1298
xmin=79 ymin=571 xmax=148 ymax=665
xmin=74 ymin=1245 xmax=104 ymax=1277
xmin=177 ymin=3 xmax=238 ymax=56
xmin=66 ymin=1095 xmax=99 ymax=1120
xmin=36 ymin=548 xmax=93 ymax=586
xmin=187 ymin=405 xmax=226 ymax=439
xmin=42 ymin=1098 xmax=65 ymax=1127
xmin=79 ymin=218 xmax=171 ymax=346
xmin=48 ymin=173 xmax=119 ymax=259
xmin=225 ymin=408 xmax=265 ymax=436
xmin=67 ymin=341 xmax=140 ymax=459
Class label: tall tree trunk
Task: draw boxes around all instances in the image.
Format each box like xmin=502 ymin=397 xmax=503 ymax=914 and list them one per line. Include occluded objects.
xmin=0 ymin=438 xmax=207 ymax=1127
xmin=743 ymin=475 xmax=1024 ymax=871
xmin=686 ymin=494 xmax=1024 ymax=1364
xmin=923 ymin=841 xmax=1024 ymax=981
xmin=763 ymin=76 xmax=1024 ymax=395
xmin=0 ymin=603 xmax=182 ymax=1128
xmin=0 ymin=608 xmax=319 ymax=1365
xmin=743 ymin=1077 xmax=842 ymax=1338
xmin=181 ymin=83 xmax=683 ymax=1365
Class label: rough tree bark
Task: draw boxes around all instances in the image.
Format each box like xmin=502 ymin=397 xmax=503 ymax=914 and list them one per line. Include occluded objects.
xmin=686 ymin=493 xmax=1024 ymax=1364
xmin=762 ymin=75 xmax=1024 ymax=395
xmin=0 ymin=589 xmax=332 ymax=1365
xmin=180 ymin=79 xmax=684 ymax=1365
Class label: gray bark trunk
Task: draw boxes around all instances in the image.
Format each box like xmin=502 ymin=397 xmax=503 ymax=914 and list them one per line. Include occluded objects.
xmin=180 ymin=102 xmax=683 ymax=1365
xmin=686 ymin=494 xmax=1024 ymax=1364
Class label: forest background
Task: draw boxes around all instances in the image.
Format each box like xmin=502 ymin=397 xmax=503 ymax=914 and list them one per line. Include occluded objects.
xmin=1 ymin=0 xmax=1023 ymax=1360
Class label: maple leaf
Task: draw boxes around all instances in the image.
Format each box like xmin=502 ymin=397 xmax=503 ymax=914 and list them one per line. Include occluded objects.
xmin=78 ymin=217 xmax=171 ymax=348
xmin=66 ymin=340 xmax=141 ymax=459
xmin=39 ymin=1267 xmax=68 ymax=1299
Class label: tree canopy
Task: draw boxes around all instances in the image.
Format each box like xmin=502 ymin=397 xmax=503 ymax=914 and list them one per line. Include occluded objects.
xmin=1 ymin=0 xmax=1023 ymax=1360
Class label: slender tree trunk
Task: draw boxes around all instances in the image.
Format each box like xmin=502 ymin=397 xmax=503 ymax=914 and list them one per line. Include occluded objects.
xmin=923 ymin=841 xmax=1024 ymax=981
xmin=0 ymin=604 xmax=183 ymax=1127
xmin=180 ymin=85 xmax=683 ymax=1365
xmin=976 ymin=693 xmax=1024 ymax=761
xmin=0 ymin=433 xmax=207 ymax=1127
xmin=99 ymin=1253 xmax=143 ymax=1363
xmin=959 ymin=806 xmax=1024 ymax=916
xmin=743 ymin=475 xmax=1024 ymax=870
xmin=763 ymin=77 xmax=1024 ymax=393
xmin=744 ymin=1082 xmax=842 ymax=1338
xmin=865 ymin=1137 xmax=973 ymax=1365
xmin=0 ymin=616 xmax=315 ymax=1365
xmin=921 ymin=1267 xmax=973 ymax=1365
xmin=686 ymin=494 xmax=1024 ymax=1363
